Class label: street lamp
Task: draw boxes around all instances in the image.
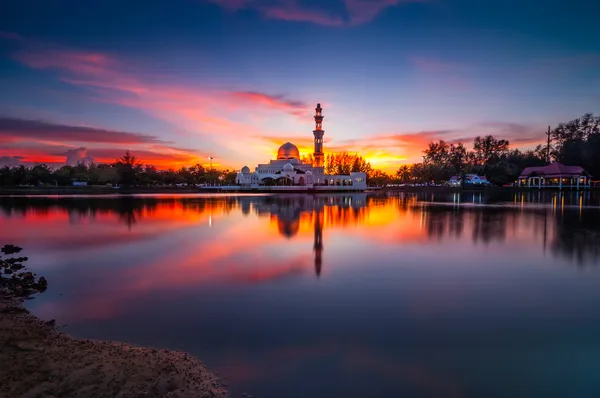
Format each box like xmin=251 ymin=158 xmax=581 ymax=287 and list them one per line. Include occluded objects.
xmin=208 ymin=157 xmax=215 ymax=186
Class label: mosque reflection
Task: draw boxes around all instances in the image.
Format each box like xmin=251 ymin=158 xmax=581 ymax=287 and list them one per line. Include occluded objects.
xmin=239 ymin=195 xmax=367 ymax=276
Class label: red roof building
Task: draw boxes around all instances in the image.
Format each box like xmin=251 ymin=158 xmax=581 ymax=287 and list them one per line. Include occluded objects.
xmin=518 ymin=162 xmax=590 ymax=189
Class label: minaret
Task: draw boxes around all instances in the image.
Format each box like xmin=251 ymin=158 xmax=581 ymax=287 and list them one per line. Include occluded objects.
xmin=313 ymin=103 xmax=325 ymax=168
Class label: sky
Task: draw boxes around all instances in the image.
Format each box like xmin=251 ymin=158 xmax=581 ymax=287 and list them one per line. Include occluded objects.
xmin=1 ymin=0 xmax=599 ymax=172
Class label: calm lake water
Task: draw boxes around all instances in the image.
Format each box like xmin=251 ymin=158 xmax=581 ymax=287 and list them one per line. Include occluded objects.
xmin=2 ymin=192 xmax=600 ymax=398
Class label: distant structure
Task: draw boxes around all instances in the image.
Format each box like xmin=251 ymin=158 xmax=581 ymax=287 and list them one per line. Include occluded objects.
xmin=447 ymin=174 xmax=490 ymax=187
xmin=235 ymin=103 xmax=367 ymax=191
xmin=518 ymin=163 xmax=591 ymax=189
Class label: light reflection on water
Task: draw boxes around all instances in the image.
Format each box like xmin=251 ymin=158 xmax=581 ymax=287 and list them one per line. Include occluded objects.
xmin=2 ymin=192 xmax=600 ymax=398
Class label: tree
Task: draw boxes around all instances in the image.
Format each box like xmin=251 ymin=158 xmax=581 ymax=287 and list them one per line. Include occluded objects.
xmin=395 ymin=165 xmax=411 ymax=182
xmin=472 ymin=135 xmax=510 ymax=165
xmin=221 ymin=170 xmax=237 ymax=185
xmin=189 ymin=164 xmax=206 ymax=184
xmin=325 ymin=153 xmax=372 ymax=176
xmin=368 ymin=170 xmax=391 ymax=187
xmin=552 ymin=113 xmax=600 ymax=178
xmin=30 ymin=164 xmax=52 ymax=185
xmin=114 ymin=150 xmax=142 ymax=186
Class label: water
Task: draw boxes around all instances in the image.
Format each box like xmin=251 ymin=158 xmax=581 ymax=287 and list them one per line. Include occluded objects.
xmin=2 ymin=191 xmax=600 ymax=398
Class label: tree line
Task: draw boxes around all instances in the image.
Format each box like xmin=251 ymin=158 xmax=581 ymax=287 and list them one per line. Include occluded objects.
xmin=1 ymin=113 xmax=597 ymax=188
xmin=389 ymin=113 xmax=599 ymax=186
xmin=0 ymin=151 xmax=238 ymax=187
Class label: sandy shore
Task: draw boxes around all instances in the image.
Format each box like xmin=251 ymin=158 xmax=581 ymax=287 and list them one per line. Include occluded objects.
xmin=0 ymin=292 xmax=228 ymax=398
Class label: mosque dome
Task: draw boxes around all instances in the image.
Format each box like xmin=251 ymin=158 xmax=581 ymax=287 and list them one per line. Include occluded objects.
xmin=241 ymin=166 xmax=250 ymax=174
xmin=290 ymin=158 xmax=301 ymax=165
xmin=252 ymin=171 xmax=259 ymax=176
xmin=283 ymin=163 xmax=294 ymax=171
xmin=306 ymin=170 xmax=313 ymax=175
xmin=277 ymin=142 xmax=300 ymax=160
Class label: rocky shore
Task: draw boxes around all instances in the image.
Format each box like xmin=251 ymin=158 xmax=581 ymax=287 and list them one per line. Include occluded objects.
xmin=0 ymin=292 xmax=228 ymax=398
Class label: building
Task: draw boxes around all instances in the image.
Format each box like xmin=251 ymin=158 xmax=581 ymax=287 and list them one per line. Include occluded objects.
xmin=518 ymin=162 xmax=591 ymax=189
xmin=235 ymin=103 xmax=367 ymax=191
xmin=448 ymin=174 xmax=490 ymax=187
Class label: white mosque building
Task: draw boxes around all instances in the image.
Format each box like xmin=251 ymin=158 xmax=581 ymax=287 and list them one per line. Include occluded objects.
xmin=234 ymin=103 xmax=367 ymax=191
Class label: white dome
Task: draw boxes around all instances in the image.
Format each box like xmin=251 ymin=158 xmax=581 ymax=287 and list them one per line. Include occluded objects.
xmin=290 ymin=158 xmax=301 ymax=165
xmin=283 ymin=163 xmax=294 ymax=171
xmin=306 ymin=170 xmax=313 ymax=175
xmin=241 ymin=166 xmax=250 ymax=174
xmin=252 ymin=171 xmax=259 ymax=176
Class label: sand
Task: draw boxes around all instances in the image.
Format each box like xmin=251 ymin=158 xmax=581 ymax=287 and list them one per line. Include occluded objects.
xmin=0 ymin=292 xmax=228 ymax=398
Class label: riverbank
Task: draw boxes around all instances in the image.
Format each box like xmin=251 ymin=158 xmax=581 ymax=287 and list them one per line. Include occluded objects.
xmin=1 ymin=185 xmax=597 ymax=196
xmin=0 ymin=291 xmax=228 ymax=398
xmin=0 ymin=186 xmax=202 ymax=196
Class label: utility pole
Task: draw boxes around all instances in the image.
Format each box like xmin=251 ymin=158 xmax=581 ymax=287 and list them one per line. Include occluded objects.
xmin=546 ymin=126 xmax=551 ymax=164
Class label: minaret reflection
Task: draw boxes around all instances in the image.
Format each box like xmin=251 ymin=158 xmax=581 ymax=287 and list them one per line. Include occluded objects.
xmin=313 ymin=204 xmax=324 ymax=278
xmin=256 ymin=194 xmax=367 ymax=277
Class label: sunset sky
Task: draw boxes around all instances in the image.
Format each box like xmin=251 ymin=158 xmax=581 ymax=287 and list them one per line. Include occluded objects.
xmin=1 ymin=0 xmax=599 ymax=172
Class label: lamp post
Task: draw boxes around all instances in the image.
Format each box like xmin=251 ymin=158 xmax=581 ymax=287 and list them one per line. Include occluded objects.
xmin=208 ymin=157 xmax=214 ymax=186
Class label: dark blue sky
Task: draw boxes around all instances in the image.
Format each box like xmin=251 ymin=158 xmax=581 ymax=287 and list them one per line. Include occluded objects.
xmin=1 ymin=0 xmax=599 ymax=169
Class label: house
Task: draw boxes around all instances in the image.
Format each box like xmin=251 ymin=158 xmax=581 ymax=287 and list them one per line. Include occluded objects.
xmin=517 ymin=162 xmax=591 ymax=189
xmin=448 ymin=174 xmax=490 ymax=186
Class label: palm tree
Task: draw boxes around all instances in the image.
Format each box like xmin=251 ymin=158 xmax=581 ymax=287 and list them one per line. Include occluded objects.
xmin=396 ymin=165 xmax=410 ymax=183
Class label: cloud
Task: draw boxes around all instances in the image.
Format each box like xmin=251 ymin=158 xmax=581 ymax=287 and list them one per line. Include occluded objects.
xmin=344 ymin=0 xmax=427 ymax=26
xmin=0 ymin=117 xmax=209 ymax=168
xmin=0 ymin=31 xmax=24 ymax=41
xmin=0 ymin=117 xmax=167 ymax=145
xmin=209 ymin=0 xmax=423 ymax=26
xmin=409 ymin=56 xmax=473 ymax=91
xmin=62 ymin=147 xmax=95 ymax=166
xmin=232 ymin=92 xmax=309 ymax=116
xmin=476 ymin=122 xmax=546 ymax=146
xmin=8 ymin=38 xmax=309 ymax=145
xmin=0 ymin=156 xmax=24 ymax=167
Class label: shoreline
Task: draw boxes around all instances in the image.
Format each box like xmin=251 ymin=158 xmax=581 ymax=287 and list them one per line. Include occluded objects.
xmin=0 ymin=186 xmax=597 ymax=197
xmin=0 ymin=290 xmax=228 ymax=398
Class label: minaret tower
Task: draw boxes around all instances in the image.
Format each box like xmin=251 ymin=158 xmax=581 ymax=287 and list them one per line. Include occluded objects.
xmin=313 ymin=103 xmax=325 ymax=168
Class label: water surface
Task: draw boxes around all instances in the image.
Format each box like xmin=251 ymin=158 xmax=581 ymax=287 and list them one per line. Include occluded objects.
xmin=2 ymin=192 xmax=600 ymax=398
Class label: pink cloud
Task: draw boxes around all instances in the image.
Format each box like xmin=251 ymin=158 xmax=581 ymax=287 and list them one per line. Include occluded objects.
xmin=5 ymin=36 xmax=316 ymax=167
xmin=0 ymin=117 xmax=167 ymax=144
xmin=232 ymin=91 xmax=309 ymax=115
xmin=209 ymin=0 xmax=424 ymax=26
xmin=261 ymin=3 xmax=344 ymax=26
xmin=345 ymin=0 xmax=427 ymax=25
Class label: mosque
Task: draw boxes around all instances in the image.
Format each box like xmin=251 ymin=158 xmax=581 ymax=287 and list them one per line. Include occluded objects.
xmin=235 ymin=103 xmax=367 ymax=191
